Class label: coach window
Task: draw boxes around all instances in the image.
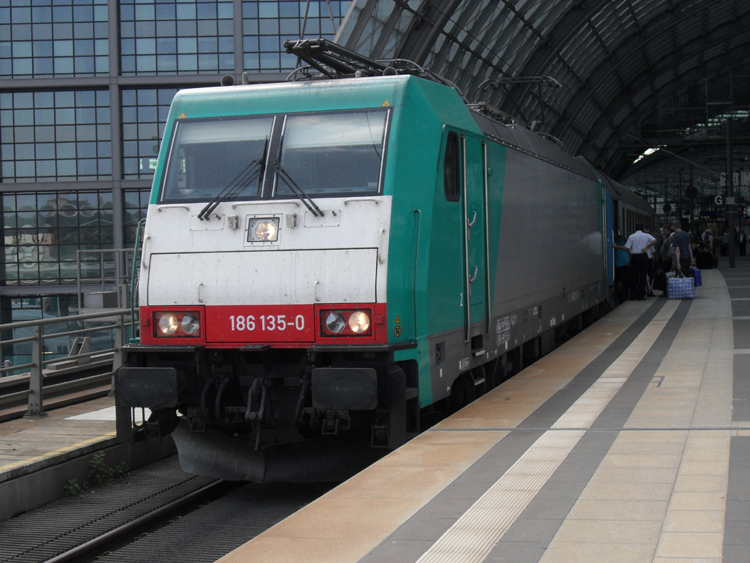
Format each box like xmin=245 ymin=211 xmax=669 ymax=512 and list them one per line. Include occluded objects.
xmin=444 ymin=131 xmax=460 ymax=202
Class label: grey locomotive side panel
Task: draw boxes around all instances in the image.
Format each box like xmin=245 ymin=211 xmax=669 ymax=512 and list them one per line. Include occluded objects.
xmin=493 ymin=148 xmax=602 ymax=310
xmin=427 ymin=145 xmax=606 ymax=405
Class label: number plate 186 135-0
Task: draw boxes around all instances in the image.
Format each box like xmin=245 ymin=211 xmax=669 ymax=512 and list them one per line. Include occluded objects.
xmin=206 ymin=305 xmax=315 ymax=343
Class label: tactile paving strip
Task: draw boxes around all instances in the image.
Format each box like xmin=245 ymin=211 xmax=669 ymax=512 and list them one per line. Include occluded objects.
xmin=415 ymin=310 xmax=676 ymax=563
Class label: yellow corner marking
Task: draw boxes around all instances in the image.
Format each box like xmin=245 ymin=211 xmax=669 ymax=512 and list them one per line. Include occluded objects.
xmin=177 ymin=112 xmax=186 ymax=119
xmin=0 ymin=431 xmax=117 ymax=473
xmin=382 ymin=100 xmax=391 ymax=107
xmin=394 ymin=315 xmax=401 ymax=324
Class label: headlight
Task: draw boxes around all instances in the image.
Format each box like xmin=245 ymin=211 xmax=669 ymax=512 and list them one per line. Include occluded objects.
xmin=348 ymin=311 xmax=370 ymax=333
xmin=181 ymin=313 xmax=200 ymax=335
xmin=154 ymin=311 xmax=201 ymax=337
xmin=325 ymin=312 xmax=346 ymax=333
xmin=158 ymin=313 xmax=179 ymax=335
xmin=255 ymin=220 xmax=277 ymax=241
xmin=247 ymin=217 xmax=280 ymax=242
xmin=320 ymin=309 xmax=373 ymax=337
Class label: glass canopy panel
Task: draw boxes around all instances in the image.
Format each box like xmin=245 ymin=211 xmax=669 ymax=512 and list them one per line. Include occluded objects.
xmin=337 ymin=0 xmax=750 ymax=192
xmin=345 ymin=0 xmax=410 ymax=58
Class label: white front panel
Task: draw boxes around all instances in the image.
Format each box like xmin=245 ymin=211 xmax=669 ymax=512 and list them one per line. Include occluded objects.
xmin=139 ymin=196 xmax=391 ymax=307
xmin=147 ymin=248 xmax=377 ymax=306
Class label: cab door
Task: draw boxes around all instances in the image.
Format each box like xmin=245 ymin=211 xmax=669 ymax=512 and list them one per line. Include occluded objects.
xmin=461 ymin=134 xmax=490 ymax=342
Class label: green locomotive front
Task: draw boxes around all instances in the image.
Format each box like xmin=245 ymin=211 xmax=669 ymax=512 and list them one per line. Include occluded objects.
xmin=117 ymin=73 xmax=608 ymax=481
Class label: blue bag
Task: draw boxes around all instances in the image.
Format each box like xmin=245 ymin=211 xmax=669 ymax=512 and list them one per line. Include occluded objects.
xmin=667 ymin=274 xmax=695 ymax=299
xmin=692 ymin=267 xmax=702 ymax=287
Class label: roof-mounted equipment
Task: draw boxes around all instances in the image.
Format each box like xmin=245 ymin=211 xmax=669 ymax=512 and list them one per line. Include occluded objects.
xmin=283 ymin=38 xmax=469 ymax=102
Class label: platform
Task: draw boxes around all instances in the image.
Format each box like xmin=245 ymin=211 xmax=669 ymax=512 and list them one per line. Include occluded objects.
xmin=0 ymin=397 xmax=117 ymax=479
xmin=219 ymin=262 xmax=749 ymax=563
xmin=0 ymin=397 xmax=166 ymax=521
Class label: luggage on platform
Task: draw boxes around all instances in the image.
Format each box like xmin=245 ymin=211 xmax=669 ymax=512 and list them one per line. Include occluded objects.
xmin=667 ymin=274 xmax=696 ymax=299
xmin=692 ymin=267 xmax=702 ymax=286
xmin=696 ymin=251 xmax=713 ymax=270
xmin=653 ymin=268 xmax=667 ymax=292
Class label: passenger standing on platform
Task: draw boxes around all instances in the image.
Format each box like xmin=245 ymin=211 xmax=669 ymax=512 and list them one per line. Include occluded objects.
xmin=613 ymin=233 xmax=631 ymax=303
xmin=644 ymin=227 xmax=656 ymax=296
xmin=702 ymin=229 xmax=714 ymax=255
xmin=739 ymin=230 xmax=747 ymax=257
xmin=625 ymin=222 xmax=656 ymax=300
xmin=660 ymin=225 xmax=674 ymax=270
xmin=672 ymin=220 xmax=694 ymax=276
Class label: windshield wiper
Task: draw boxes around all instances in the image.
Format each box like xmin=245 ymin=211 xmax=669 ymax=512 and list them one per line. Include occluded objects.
xmin=198 ymin=137 xmax=268 ymax=220
xmin=274 ymin=161 xmax=323 ymax=217
xmin=197 ymin=161 xmax=260 ymax=220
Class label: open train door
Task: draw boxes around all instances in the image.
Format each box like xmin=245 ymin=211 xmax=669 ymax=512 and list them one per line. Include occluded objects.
xmin=461 ymin=134 xmax=491 ymax=346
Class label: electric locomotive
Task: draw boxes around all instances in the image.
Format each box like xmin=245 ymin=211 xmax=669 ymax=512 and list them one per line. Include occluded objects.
xmin=117 ymin=43 xmax=649 ymax=482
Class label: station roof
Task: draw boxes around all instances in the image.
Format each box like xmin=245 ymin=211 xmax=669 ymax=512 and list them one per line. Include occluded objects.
xmin=335 ymin=0 xmax=750 ymax=189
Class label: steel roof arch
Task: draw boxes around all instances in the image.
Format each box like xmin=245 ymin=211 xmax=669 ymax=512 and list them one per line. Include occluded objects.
xmin=335 ymin=0 xmax=750 ymax=182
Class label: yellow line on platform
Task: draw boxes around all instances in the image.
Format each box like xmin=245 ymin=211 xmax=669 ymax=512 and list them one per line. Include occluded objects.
xmin=0 ymin=431 xmax=117 ymax=473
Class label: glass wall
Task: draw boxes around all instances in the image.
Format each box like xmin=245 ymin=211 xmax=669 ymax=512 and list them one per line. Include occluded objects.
xmin=0 ymin=0 xmax=349 ymax=361
xmin=122 ymin=88 xmax=178 ymax=179
xmin=243 ymin=0 xmax=347 ymax=71
xmin=2 ymin=191 xmax=114 ymax=286
xmin=123 ymin=188 xmax=150 ymax=248
xmin=0 ymin=184 xmax=149 ymax=372
xmin=0 ymin=0 xmax=109 ymax=78
xmin=0 ymin=90 xmax=111 ymax=182
xmin=120 ymin=0 xmax=234 ymax=75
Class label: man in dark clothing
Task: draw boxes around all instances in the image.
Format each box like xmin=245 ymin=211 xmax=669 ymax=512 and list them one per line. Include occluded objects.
xmin=659 ymin=225 xmax=674 ymax=270
xmin=739 ymin=230 xmax=747 ymax=257
xmin=625 ymin=222 xmax=656 ymax=300
xmin=672 ymin=220 xmax=694 ymax=276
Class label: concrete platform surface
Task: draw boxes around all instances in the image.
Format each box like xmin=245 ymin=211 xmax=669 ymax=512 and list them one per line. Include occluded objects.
xmin=0 ymin=396 xmax=118 ymax=481
xmin=0 ymin=396 xmax=165 ymax=521
xmin=218 ymin=262 xmax=750 ymax=563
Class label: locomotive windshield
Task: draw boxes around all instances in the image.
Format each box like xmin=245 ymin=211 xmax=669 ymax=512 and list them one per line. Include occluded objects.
xmin=159 ymin=109 xmax=388 ymax=203
xmin=275 ymin=110 xmax=387 ymax=196
xmin=161 ymin=116 xmax=274 ymax=203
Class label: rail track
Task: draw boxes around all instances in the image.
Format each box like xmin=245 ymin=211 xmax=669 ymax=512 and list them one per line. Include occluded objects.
xmin=0 ymin=457 xmax=334 ymax=563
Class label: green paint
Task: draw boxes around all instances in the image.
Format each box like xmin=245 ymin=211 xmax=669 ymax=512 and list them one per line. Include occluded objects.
xmin=150 ymin=75 xmax=509 ymax=409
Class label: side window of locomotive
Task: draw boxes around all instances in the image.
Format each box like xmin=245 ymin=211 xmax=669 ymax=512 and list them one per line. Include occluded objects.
xmin=161 ymin=116 xmax=274 ymax=202
xmin=443 ymin=132 xmax=460 ymax=202
xmin=276 ymin=109 xmax=388 ymax=197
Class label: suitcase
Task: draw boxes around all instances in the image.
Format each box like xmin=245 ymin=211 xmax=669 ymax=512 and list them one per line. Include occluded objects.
xmin=692 ymin=267 xmax=702 ymax=287
xmin=696 ymin=251 xmax=713 ymax=270
xmin=667 ymin=275 xmax=696 ymax=299
xmin=653 ymin=268 xmax=667 ymax=292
